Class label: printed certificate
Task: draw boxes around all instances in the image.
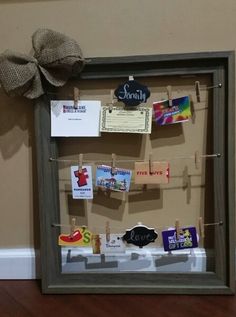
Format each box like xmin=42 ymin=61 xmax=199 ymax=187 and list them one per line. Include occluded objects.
xmin=100 ymin=106 xmax=152 ymax=134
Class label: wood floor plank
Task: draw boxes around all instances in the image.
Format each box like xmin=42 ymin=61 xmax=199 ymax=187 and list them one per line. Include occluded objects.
xmin=0 ymin=281 xmax=235 ymax=317
xmin=0 ymin=286 xmax=32 ymax=317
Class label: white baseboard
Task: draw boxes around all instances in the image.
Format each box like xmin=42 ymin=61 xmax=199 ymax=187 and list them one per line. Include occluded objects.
xmin=0 ymin=248 xmax=235 ymax=279
xmin=0 ymin=248 xmax=39 ymax=279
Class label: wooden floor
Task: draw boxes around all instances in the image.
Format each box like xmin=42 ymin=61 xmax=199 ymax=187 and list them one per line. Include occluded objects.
xmin=0 ymin=280 xmax=236 ymax=317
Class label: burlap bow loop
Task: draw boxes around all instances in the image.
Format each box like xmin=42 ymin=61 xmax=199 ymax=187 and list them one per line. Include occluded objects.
xmin=0 ymin=28 xmax=85 ymax=99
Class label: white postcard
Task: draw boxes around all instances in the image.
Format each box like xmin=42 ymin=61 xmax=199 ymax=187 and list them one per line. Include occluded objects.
xmin=99 ymin=233 xmax=126 ymax=254
xmin=51 ymin=100 xmax=101 ymax=137
xmin=71 ymin=165 xmax=93 ymax=199
xmin=100 ymin=106 xmax=152 ymax=134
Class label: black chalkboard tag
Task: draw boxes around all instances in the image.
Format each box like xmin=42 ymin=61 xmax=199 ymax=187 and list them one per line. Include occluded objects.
xmin=114 ymin=80 xmax=150 ymax=106
xmin=123 ymin=224 xmax=158 ymax=248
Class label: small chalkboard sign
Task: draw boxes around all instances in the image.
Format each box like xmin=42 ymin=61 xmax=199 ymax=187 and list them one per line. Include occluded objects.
xmin=114 ymin=80 xmax=150 ymax=106
xmin=123 ymin=224 xmax=158 ymax=248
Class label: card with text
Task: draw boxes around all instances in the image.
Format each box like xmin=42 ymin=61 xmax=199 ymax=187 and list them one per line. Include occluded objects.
xmin=153 ymin=96 xmax=191 ymax=126
xmin=100 ymin=234 xmax=126 ymax=254
xmin=134 ymin=161 xmax=169 ymax=184
xmin=51 ymin=100 xmax=101 ymax=137
xmin=71 ymin=165 xmax=93 ymax=199
xmin=96 ymin=165 xmax=132 ymax=192
xmin=100 ymin=106 xmax=152 ymax=134
xmin=162 ymin=227 xmax=198 ymax=251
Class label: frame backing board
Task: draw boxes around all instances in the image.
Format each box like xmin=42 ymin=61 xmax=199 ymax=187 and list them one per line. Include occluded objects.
xmin=34 ymin=51 xmax=235 ymax=294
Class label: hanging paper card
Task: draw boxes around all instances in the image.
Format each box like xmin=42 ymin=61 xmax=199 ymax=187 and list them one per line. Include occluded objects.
xmin=96 ymin=165 xmax=132 ymax=192
xmin=71 ymin=165 xmax=93 ymax=199
xmin=153 ymin=96 xmax=191 ymax=125
xmin=114 ymin=80 xmax=150 ymax=106
xmin=162 ymin=227 xmax=198 ymax=251
xmin=134 ymin=161 xmax=169 ymax=184
xmin=51 ymin=100 xmax=101 ymax=137
xmin=58 ymin=227 xmax=92 ymax=246
xmin=100 ymin=106 xmax=152 ymax=134
xmin=100 ymin=234 xmax=126 ymax=254
xmin=123 ymin=224 xmax=158 ymax=248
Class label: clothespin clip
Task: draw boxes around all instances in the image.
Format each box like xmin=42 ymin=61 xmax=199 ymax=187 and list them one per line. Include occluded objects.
xmin=194 ymin=150 xmax=201 ymax=169
xmin=166 ymin=85 xmax=172 ymax=107
xmin=73 ymin=87 xmax=79 ymax=109
xmin=198 ymin=217 xmax=205 ymax=239
xmin=149 ymin=153 xmax=154 ymax=174
xmin=79 ymin=153 xmax=83 ymax=173
xmin=129 ymin=75 xmax=134 ymax=81
xmin=70 ymin=217 xmax=77 ymax=237
xmin=175 ymin=219 xmax=181 ymax=240
xmin=182 ymin=166 xmax=189 ymax=188
xmin=195 ymin=81 xmax=201 ymax=103
xmin=111 ymin=153 xmax=116 ymax=175
xmin=109 ymin=89 xmax=115 ymax=113
xmin=105 ymin=221 xmax=110 ymax=242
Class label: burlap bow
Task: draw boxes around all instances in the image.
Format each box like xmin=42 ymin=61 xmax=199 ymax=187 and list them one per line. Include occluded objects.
xmin=0 ymin=28 xmax=85 ymax=99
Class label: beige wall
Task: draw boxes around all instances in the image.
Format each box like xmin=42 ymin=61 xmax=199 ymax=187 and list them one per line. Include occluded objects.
xmin=0 ymin=0 xmax=235 ymax=248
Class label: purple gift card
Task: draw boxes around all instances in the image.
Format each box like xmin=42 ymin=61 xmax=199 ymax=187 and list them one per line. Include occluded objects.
xmin=162 ymin=227 xmax=198 ymax=251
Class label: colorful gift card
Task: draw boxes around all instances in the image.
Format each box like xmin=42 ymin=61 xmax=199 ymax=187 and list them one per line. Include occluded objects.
xmin=162 ymin=226 xmax=198 ymax=251
xmin=123 ymin=224 xmax=158 ymax=248
xmin=134 ymin=161 xmax=169 ymax=184
xmin=51 ymin=100 xmax=101 ymax=137
xmin=99 ymin=234 xmax=126 ymax=254
xmin=153 ymin=96 xmax=191 ymax=125
xmin=58 ymin=227 xmax=92 ymax=246
xmin=100 ymin=106 xmax=152 ymax=134
xmin=71 ymin=165 xmax=93 ymax=199
xmin=96 ymin=165 xmax=132 ymax=192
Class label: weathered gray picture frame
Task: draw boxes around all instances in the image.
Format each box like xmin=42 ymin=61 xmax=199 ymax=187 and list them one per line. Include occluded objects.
xmin=34 ymin=51 xmax=235 ymax=294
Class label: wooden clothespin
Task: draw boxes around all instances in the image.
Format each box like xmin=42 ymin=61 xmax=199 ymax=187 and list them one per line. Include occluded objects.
xmin=166 ymin=85 xmax=172 ymax=107
xmin=105 ymin=221 xmax=110 ymax=242
xmin=194 ymin=150 xmax=201 ymax=169
xmin=111 ymin=153 xmax=116 ymax=175
xmin=73 ymin=87 xmax=79 ymax=109
xmin=182 ymin=166 xmax=189 ymax=188
xmin=79 ymin=153 xmax=83 ymax=173
xmin=109 ymin=89 xmax=115 ymax=113
xmin=195 ymin=81 xmax=201 ymax=102
xmin=70 ymin=217 xmax=77 ymax=237
xmin=198 ymin=217 xmax=205 ymax=239
xmin=175 ymin=219 xmax=181 ymax=240
xmin=149 ymin=153 xmax=154 ymax=174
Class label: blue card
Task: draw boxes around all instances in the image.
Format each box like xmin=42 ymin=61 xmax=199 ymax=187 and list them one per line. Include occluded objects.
xmin=96 ymin=165 xmax=132 ymax=192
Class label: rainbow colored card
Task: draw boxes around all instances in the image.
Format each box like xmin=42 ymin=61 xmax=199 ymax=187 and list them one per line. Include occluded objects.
xmin=153 ymin=96 xmax=191 ymax=125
